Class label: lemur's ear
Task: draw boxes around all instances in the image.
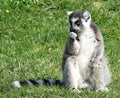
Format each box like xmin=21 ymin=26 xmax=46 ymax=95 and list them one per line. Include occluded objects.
xmin=83 ymin=11 xmax=91 ymax=22
xmin=67 ymin=11 xmax=73 ymax=16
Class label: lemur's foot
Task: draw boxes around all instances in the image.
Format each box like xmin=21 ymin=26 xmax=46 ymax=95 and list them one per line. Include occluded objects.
xmin=96 ymin=87 xmax=109 ymax=92
xmin=80 ymin=82 xmax=91 ymax=89
xmin=70 ymin=88 xmax=80 ymax=93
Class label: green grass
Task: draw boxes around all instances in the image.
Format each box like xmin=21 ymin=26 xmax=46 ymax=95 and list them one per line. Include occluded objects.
xmin=0 ymin=0 xmax=120 ymax=98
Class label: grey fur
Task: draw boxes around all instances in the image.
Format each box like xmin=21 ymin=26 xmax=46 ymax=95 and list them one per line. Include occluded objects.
xmin=62 ymin=11 xmax=111 ymax=92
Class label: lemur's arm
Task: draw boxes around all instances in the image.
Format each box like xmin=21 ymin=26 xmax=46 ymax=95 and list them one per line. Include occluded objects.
xmin=90 ymin=25 xmax=105 ymax=67
xmin=67 ymin=32 xmax=80 ymax=55
xmin=62 ymin=32 xmax=80 ymax=70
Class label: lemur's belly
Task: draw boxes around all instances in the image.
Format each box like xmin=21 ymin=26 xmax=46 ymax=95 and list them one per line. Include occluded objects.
xmin=78 ymin=34 xmax=96 ymax=79
xmin=78 ymin=53 xmax=92 ymax=80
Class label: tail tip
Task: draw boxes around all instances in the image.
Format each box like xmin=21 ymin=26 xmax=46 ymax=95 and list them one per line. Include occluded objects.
xmin=11 ymin=80 xmax=21 ymax=88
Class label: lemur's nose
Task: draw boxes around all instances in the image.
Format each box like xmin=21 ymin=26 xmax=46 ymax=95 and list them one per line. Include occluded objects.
xmin=70 ymin=27 xmax=78 ymax=34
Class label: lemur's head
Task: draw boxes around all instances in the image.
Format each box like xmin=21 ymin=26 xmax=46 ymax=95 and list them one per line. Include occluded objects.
xmin=67 ymin=11 xmax=91 ymax=33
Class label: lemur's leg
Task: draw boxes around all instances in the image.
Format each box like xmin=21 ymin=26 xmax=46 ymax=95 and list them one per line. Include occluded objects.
xmin=90 ymin=57 xmax=111 ymax=92
xmin=63 ymin=56 xmax=82 ymax=93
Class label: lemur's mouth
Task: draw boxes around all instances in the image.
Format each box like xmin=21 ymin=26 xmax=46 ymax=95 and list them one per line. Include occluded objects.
xmin=70 ymin=28 xmax=79 ymax=34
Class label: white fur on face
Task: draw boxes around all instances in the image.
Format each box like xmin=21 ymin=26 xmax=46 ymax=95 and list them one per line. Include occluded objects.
xmin=81 ymin=18 xmax=91 ymax=28
xmin=67 ymin=11 xmax=73 ymax=16
xmin=71 ymin=17 xmax=80 ymax=31
xmin=71 ymin=17 xmax=79 ymax=23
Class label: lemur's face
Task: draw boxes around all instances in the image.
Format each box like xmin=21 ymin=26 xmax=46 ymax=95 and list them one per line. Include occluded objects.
xmin=67 ymin=11 xmax=91 ymax=33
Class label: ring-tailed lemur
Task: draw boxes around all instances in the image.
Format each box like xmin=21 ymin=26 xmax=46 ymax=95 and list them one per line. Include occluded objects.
xmin=12 ymin=11 xmax=111 ymax=92
xmin=62 ymin=11 xmax=111 ymax=92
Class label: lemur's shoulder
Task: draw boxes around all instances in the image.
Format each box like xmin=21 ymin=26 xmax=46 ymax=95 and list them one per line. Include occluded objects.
xmin=90 ymin=22 xmax=104 ymax=44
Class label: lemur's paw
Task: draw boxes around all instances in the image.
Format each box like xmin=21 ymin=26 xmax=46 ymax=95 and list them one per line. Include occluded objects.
xmin=80 ymin=82 xmax=91 ymax=89
xmin=96 ymin=87 xmax=109 ymax=92
xmin=69 ymin=32 xmax=77 ymax=39
xmin=70 ymin=88 xmax=80 ymax=93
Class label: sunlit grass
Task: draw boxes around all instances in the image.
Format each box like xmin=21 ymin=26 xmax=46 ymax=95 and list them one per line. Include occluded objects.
xmin=0 ymin=0 xmax=120 ymax=97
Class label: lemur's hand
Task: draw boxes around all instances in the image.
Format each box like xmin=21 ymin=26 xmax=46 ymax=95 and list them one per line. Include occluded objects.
xmin=68 ymin=32 xmax=78 ymax=44
xmin=69 ymin=32 xmax=77 ymax=40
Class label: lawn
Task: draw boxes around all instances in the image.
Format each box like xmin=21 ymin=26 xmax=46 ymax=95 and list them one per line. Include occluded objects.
xmin=0 ymin=0 xmax=120 ymax=98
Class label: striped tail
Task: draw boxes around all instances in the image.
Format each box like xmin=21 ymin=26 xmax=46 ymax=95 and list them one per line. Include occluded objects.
xmin=11 ymin=79 xmax=63 ymax=88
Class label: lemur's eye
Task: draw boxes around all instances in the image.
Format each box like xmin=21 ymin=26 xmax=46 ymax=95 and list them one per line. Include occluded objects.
xmin=75 ymin=20 xmax=80 ymax=26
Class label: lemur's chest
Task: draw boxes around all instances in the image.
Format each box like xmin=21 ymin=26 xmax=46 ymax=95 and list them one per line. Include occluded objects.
xmin=80 ymin=32 xmax=96 ymax=53
xmin=78 ymin=30 xmax=97 ymax=68
xmin=78 ymin=30 xmax=97 ymax=79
